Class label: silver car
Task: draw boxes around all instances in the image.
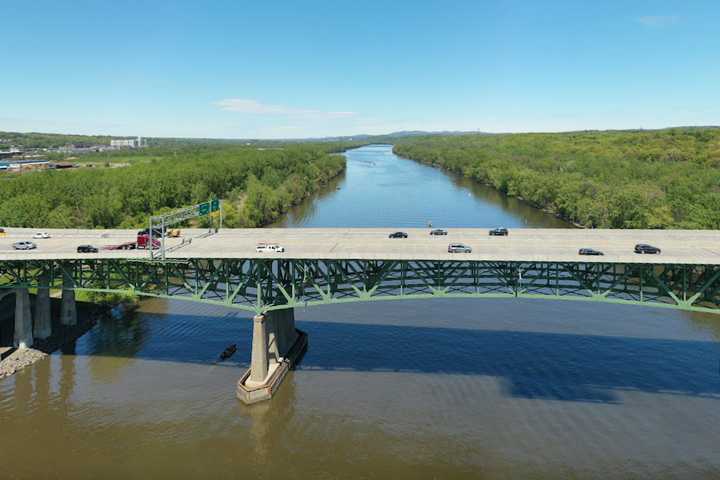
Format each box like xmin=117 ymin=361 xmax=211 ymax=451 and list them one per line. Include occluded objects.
xmin=13 ymin=241 xmax=37 ymax=250
xmin=448 ymin=243 xmax=472 ymax=253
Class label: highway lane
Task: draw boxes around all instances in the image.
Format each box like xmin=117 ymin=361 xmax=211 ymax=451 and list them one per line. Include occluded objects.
xmin=1 ymin=228 xmax=720 ymax=264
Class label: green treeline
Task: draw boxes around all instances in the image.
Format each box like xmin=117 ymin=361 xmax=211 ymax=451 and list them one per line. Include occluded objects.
xmin=0 ymin=143 xmax=354 ymax=228
xmin=0 ymin=131 xmax=113 ymax=149
xmin=394 ymin=128 xmax=720 ymax=229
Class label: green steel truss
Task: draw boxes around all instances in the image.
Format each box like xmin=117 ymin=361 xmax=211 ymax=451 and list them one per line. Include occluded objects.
xmin=2 ymin=259 xmax=720 ymax=314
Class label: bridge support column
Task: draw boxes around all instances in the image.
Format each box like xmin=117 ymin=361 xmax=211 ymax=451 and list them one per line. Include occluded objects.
xmin=275 ymin=309 xmax=298 ymax=356
xmin=247 ymin=314 xmax=270 ymax=386
xmin=14 ymin=288 xmax=33 ymax=349
xmin=237 ymin=309 xmax=307 ymax=405
xmin=34 ymin=274 xmax=52 ymax=340
xmin=60 ymin=275 xmax=77 ymax=327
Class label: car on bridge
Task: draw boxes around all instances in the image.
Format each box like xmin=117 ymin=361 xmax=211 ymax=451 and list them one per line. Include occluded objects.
xmin=579 ymin=248 xmax=604 ymax=256
xmin=448 ymin=243 xmax=472 ymax=253
xmin=0 ymin=228 xmax=5 ymax=238
xmin=12 ymin=241 xmax=36 ymax=250
xmin=634 ymin=244 xmax=661 ymax=254
xmin=77 ymin=245 xmax=99 ymax=253
xmin=388 ymin=231 xmax=408 ymax=238
xmin=256 ymin=243 xmax=285 ymax=253
xmin=430 ymin=229 xmax=448 ymax=236
xmin=33 ymin=232 xmax=51 ymax=239
xmin=489 ymin=227 xmax=508 ymax=236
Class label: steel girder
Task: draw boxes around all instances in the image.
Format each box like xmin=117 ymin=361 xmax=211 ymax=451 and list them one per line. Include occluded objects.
xmin=1 ymin=259 xmax=720 ymax=315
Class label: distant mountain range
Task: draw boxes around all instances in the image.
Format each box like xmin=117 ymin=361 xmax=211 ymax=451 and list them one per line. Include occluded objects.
xmin=290 ymin=130 xmax=492 ymax=143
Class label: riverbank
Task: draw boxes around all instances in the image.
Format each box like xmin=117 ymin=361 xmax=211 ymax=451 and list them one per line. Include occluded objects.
xmin=0 ymin=348 xmax=47 ymax=379
xmin=390 ymin=143 xmax=588 ymax=229
xmin=393 ymin=129 xmax=720 ymax=229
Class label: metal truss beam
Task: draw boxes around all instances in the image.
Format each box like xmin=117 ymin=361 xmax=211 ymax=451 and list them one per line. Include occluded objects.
xmin=2 ymin=259 xmax=720 ymax=315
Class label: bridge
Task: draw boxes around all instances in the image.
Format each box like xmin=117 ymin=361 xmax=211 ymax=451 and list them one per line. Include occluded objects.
xmin=2 ymin=227 xmax=720 ymax=403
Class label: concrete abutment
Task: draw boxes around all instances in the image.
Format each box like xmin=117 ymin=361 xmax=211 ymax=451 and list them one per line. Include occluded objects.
xmin=237 ymin=308 xmax=307 ymax=405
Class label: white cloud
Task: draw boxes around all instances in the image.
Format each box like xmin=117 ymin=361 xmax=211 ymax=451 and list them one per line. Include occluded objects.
xmin=638 ymin=16 xmax=679 ymax=27
xmin=214 ymin=98 xmax=355 ymax=119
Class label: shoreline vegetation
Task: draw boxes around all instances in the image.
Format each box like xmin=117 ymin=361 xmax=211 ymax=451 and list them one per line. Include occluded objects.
xmin=0 ymin=142 xmax=361 ymax=229
xmin=393 ymin=128 xmax=720 ymax=229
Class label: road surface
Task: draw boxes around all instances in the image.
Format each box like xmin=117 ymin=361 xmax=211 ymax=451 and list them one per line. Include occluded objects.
xmin=1 ymin=228 xmax=719 ymax=264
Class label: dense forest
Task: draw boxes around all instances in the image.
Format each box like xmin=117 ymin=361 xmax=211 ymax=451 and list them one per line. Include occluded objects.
xmin=394 ymin=128 xmax=720 ymax=229
xmin=0 ymin=143 xmax=355 ymax=228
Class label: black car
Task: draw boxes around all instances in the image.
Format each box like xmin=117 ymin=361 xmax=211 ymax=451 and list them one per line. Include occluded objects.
xmin=489 ymin=228 xmax=508 ymax=236
xmin=77 ymin=245 xmax=99 ymax=253
xmin=634 ymin=244 xmax=661 ymax=254
xmin=388 ymin=231 xmax=408 ymax=239
xmin=430 ymin=229 xmax=448 ymax=236
xmin=579 ymin=248 xmax=604 ymax=256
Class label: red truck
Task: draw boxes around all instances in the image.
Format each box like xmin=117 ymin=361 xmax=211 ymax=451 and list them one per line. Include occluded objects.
xmin=136 ymin=233 xmax=161 ymax=250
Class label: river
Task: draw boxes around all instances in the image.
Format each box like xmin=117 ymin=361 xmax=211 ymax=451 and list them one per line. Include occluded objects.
xmin=1 ymin=145 xmax=720 ymax=478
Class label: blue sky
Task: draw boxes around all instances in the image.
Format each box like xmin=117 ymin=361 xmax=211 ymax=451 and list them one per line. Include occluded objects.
xmin=1 ymin=1 xmax=718 ymax=138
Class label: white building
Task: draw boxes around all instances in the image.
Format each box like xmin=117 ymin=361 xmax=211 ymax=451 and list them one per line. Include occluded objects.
xmin=110 ymin=136 xmax=146 ymax=148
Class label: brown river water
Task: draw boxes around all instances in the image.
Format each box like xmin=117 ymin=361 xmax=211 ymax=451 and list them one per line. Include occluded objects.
xmin=1 ymin=145 xmax=720 ymax=478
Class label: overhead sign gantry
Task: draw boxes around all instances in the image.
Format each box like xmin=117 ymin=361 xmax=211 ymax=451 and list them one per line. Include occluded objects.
xmin=148 ymin=198 xmax=222 ymax=260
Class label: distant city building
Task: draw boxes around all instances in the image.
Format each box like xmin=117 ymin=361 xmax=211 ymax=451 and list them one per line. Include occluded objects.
xmin=110 ymin=136 xmax=146 ymax=148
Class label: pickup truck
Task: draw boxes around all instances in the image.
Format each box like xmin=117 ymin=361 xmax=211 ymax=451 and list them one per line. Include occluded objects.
xmin=256 ymin=243 xmax=285 ymax=253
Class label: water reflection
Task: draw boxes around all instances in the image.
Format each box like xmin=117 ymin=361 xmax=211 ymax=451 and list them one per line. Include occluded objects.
xmin=82 ymin=314 xmax=147 ymax=383
xmin=238 ymin=372 xmax=298 ymax=461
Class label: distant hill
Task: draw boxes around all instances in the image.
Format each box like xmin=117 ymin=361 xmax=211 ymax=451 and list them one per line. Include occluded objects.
xmin=2 ymin=126 xmax=717 ymax=149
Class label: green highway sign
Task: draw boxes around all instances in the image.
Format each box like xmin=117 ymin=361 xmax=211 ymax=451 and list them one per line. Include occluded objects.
xmin=211 ymin=199 xmax=220 ymax=212
xmin=198 ymin=203 xmax=210 ymax=215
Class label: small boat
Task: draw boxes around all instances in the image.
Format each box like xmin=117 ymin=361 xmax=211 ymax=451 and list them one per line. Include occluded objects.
xmin=219 ymin=344 xmax=237 ymax=361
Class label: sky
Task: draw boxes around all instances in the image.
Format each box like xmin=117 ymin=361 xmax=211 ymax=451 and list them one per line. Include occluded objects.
xmin=1 ymin=0 xmax=718 ymax=139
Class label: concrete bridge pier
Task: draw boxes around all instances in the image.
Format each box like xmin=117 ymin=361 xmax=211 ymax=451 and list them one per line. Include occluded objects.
xmin=60 ymin=275 xmax=77 ymax=326
xmin=14 ymin=288 xmax=33 ymax=349
xmin=247 ymin=314 xmax=270 ymax=387
xmin=237 ymin=309 xmax=307 ymax=404
xmin=34 ymin=274 xmax=52 ymax=340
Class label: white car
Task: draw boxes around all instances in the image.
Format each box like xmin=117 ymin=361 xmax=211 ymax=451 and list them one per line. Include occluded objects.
xmin=256 ymin=243 xmax=285 ymax=253
xmin=33 ymin=232 xmax=51 ymax=239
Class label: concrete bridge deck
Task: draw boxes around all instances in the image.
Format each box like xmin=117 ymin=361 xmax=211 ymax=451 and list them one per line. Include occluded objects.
xmin=1 ymin=228 xmax=720 ymax=264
